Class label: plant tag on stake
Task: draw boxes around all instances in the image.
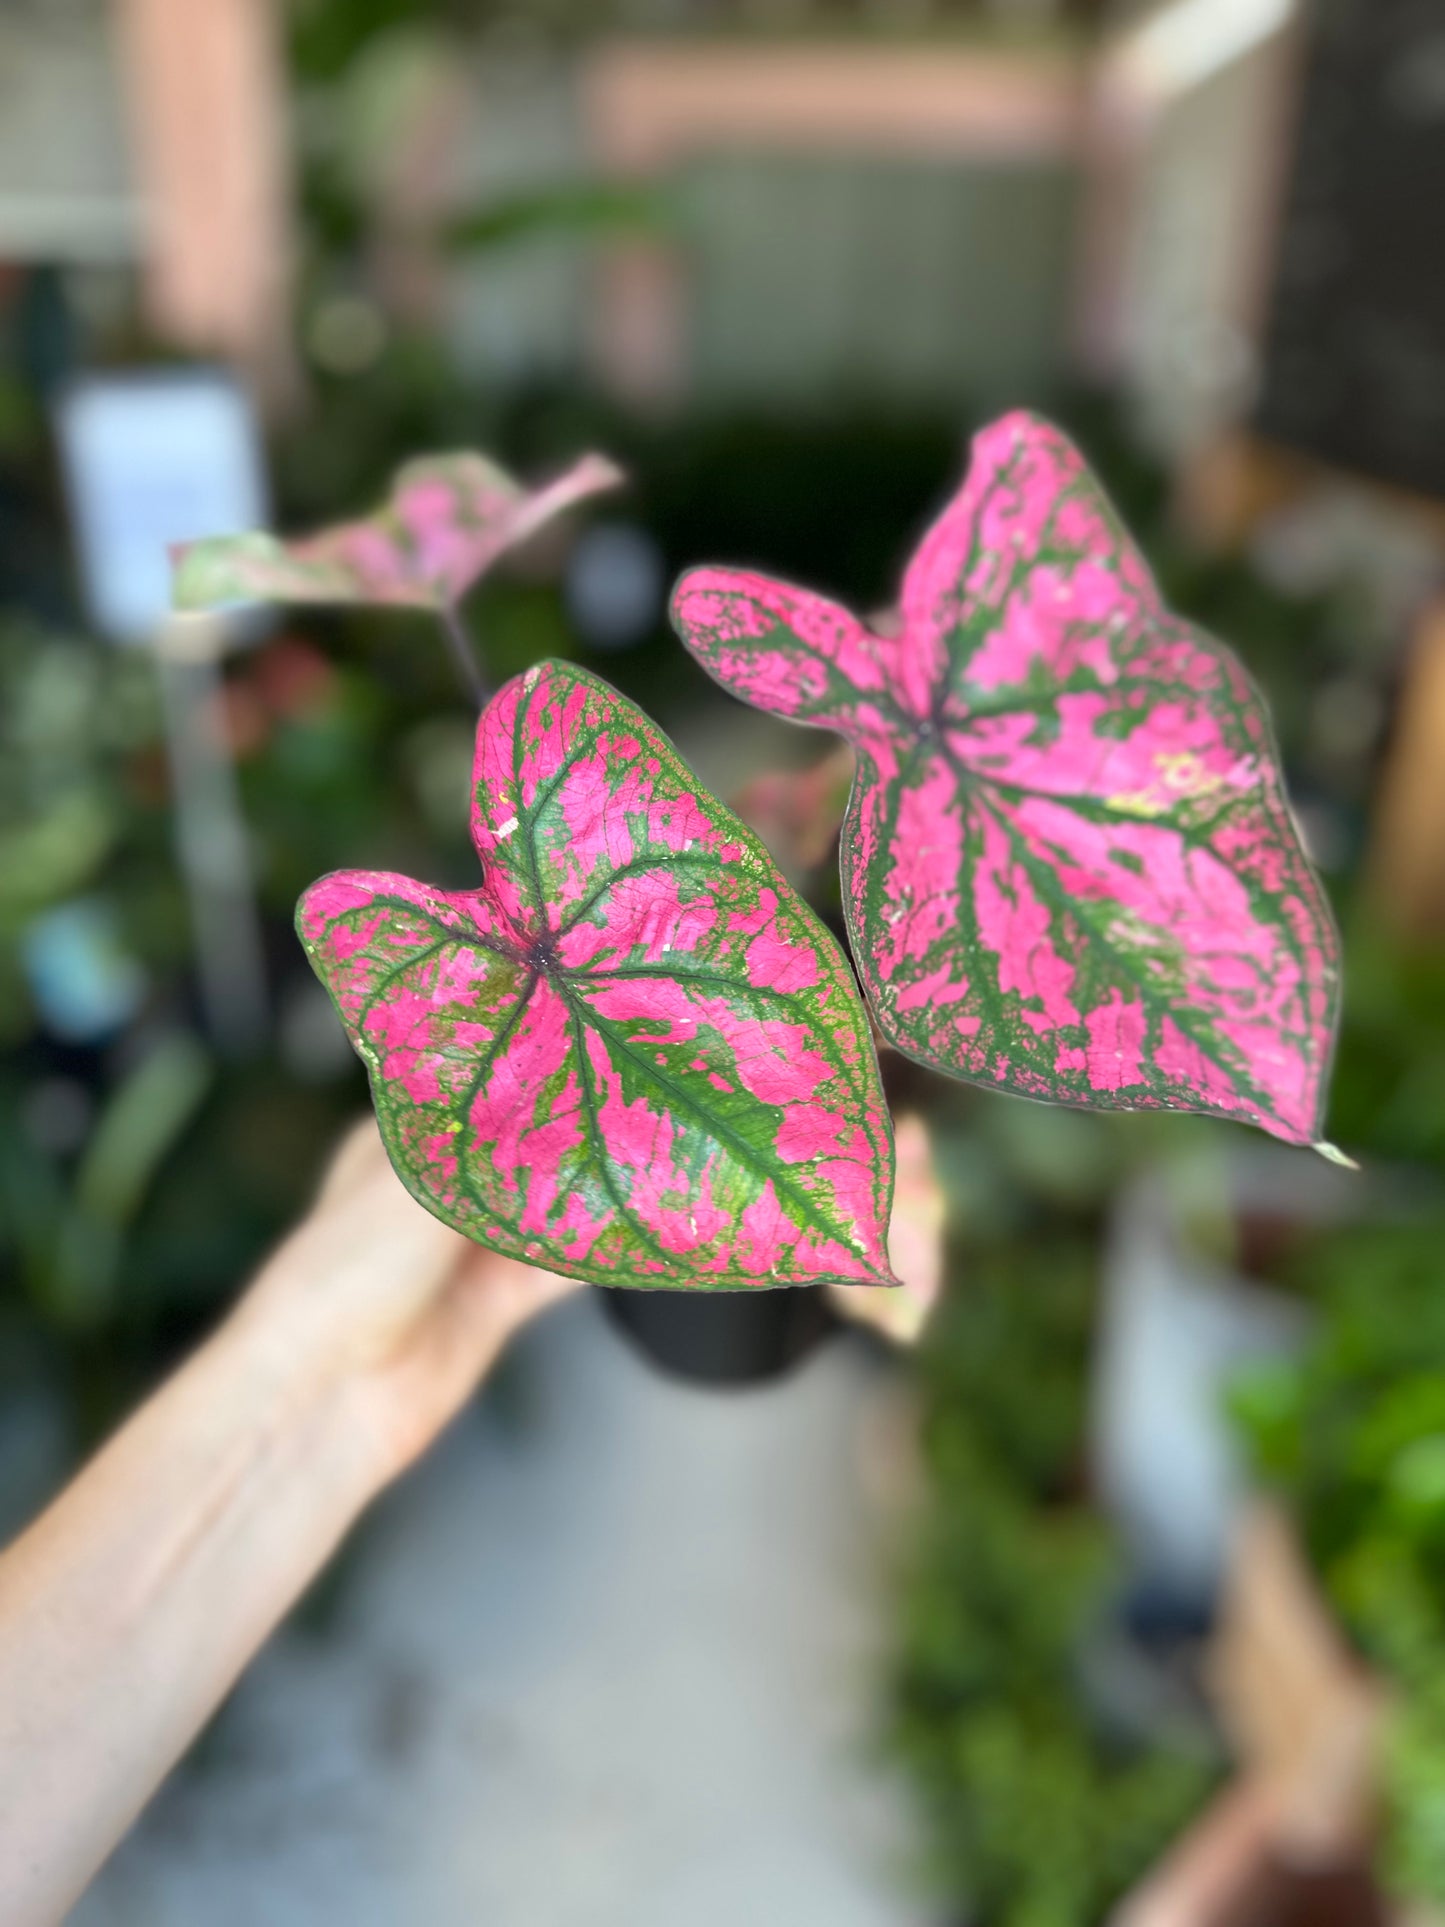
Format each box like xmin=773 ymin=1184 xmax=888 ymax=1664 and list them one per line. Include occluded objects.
xmin=60 ymin=371 xmax=272 ymax=1053
xmin=673 ymin=413 xmax=1342 ymax=1153
xmin=298 ymin=661 xmax=898 ymax=1291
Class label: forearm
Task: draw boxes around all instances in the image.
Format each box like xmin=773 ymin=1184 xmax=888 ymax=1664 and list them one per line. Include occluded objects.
xmin=0 ymin=1305 xmax=380 ymax=1926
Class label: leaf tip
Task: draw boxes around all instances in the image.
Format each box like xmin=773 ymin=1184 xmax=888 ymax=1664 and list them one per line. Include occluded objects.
xmin=168 ymin=531 xmax=271 ymax=612
xmin=1312 ymin=1139 xmax=1360 ymax=1172
xmin=974 ymin=404 xmax=1059 ymax=456
xmin=575 ymin=450 xmax=627 ymax=494
xmin=862 ymin=1258 xmax=905 ymax=1291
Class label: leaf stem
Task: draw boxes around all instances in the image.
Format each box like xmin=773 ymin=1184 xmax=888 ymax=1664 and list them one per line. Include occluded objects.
xmin=439 ymin=602 xmax=486 ymax=708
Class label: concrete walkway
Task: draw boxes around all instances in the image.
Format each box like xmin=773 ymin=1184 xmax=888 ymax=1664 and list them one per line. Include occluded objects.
xmin=74 ymin=1293 xmax=931 ymax=1927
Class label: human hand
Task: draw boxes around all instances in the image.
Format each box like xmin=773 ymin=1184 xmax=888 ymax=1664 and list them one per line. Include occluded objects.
xmin=0 ymin=1120 xmax=578 ymax=1925
xmin=232 ymin=1117 xmax=581 ymax=1490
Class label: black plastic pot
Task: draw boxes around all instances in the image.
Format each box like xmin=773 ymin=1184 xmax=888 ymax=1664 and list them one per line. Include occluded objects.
xmin=600 ymin=1285 xmax=839 ymax=1388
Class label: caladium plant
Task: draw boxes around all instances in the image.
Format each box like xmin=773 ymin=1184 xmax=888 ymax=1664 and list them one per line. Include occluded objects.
xmin=672 ymin=411 xmax=1342 ymax=1154
xmin=172 ymin=450 xmax=622 ymax=702
xmin=172 ymin=415 xmax=1347 ymax=1304
xmin=297 ymin=658 xmax=898 ymax=1292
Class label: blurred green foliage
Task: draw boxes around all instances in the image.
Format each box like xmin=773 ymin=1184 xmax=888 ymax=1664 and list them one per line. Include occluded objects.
xmin=895 ymin=1236 xmax=1217 ymax=1927
xmin=1231 ymin=1216 xmax=1445 ymax=1906
xmin=1325 ymin=919 xmax=1445 ymax=1167
xmin=0 ymin=620 xmax=158 ymax=969
xmin=1 ymin=1034 xmax=211 ymax=1333
xmin=288 ymin=0 xmax=1107 ymax=75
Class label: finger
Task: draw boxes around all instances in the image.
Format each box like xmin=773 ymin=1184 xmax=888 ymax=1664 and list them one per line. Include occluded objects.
xmin=366 ymin=1256 xmax=581 ymax=1474
xmin=313 ymin=1119 xmax=468 ymax=1275
xmin=316 ymin=1115 xmax=390 ymax=1205
xmin=451 ymin=1248 xmax=585 ymax=1338
xmin=831 ymin=1113 xmax=946 ymax=1344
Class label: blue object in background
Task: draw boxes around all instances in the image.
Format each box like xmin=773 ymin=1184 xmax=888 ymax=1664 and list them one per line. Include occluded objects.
xmin=565 ymin=522 xmax=665 ymax=652
xmin=21 ymin=899 xmax=146 ymax=1044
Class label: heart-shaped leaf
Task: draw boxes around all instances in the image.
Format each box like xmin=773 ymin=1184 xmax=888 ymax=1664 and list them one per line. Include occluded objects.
xmin=172 ymin=451 xmax=622 ymax=612
xmin=672 ymin=412 xmax=1340 ymax=1148
xmin=298 ymin=660 xmax=897 ymax=1289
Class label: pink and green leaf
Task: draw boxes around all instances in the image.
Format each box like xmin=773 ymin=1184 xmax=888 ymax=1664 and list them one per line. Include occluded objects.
xmin=172 ymin=450 xmax=622 ymax=613
xmin=298 ymin=660 xmax=897 ymax=1290
xmin=672 ymin=411 xmax=1341 ymax=1149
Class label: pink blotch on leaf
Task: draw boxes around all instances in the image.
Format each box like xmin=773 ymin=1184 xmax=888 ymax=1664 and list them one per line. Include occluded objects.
xmin=1084 ymin=991 xmax=1146 ymax=1092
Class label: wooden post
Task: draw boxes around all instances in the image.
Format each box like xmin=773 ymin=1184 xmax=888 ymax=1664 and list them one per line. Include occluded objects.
xmin=1370 ymin=595 xmax=1445 ymax=937
xmin=112 ymin=0 xmax=296 ymax=405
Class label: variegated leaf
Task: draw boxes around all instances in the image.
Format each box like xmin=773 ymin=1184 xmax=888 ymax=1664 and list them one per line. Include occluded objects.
xmin=298 ymin=660 xmax=897 ymax=1290
xmin=172 ymin=451 xmax=622 ymax=612
xmin=672 ymin=412 xmax=1340 ymax=1148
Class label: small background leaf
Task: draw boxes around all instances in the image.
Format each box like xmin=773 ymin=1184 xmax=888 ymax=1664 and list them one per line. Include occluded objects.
xmin=173 ymin=450 xmax=622 ymax=613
